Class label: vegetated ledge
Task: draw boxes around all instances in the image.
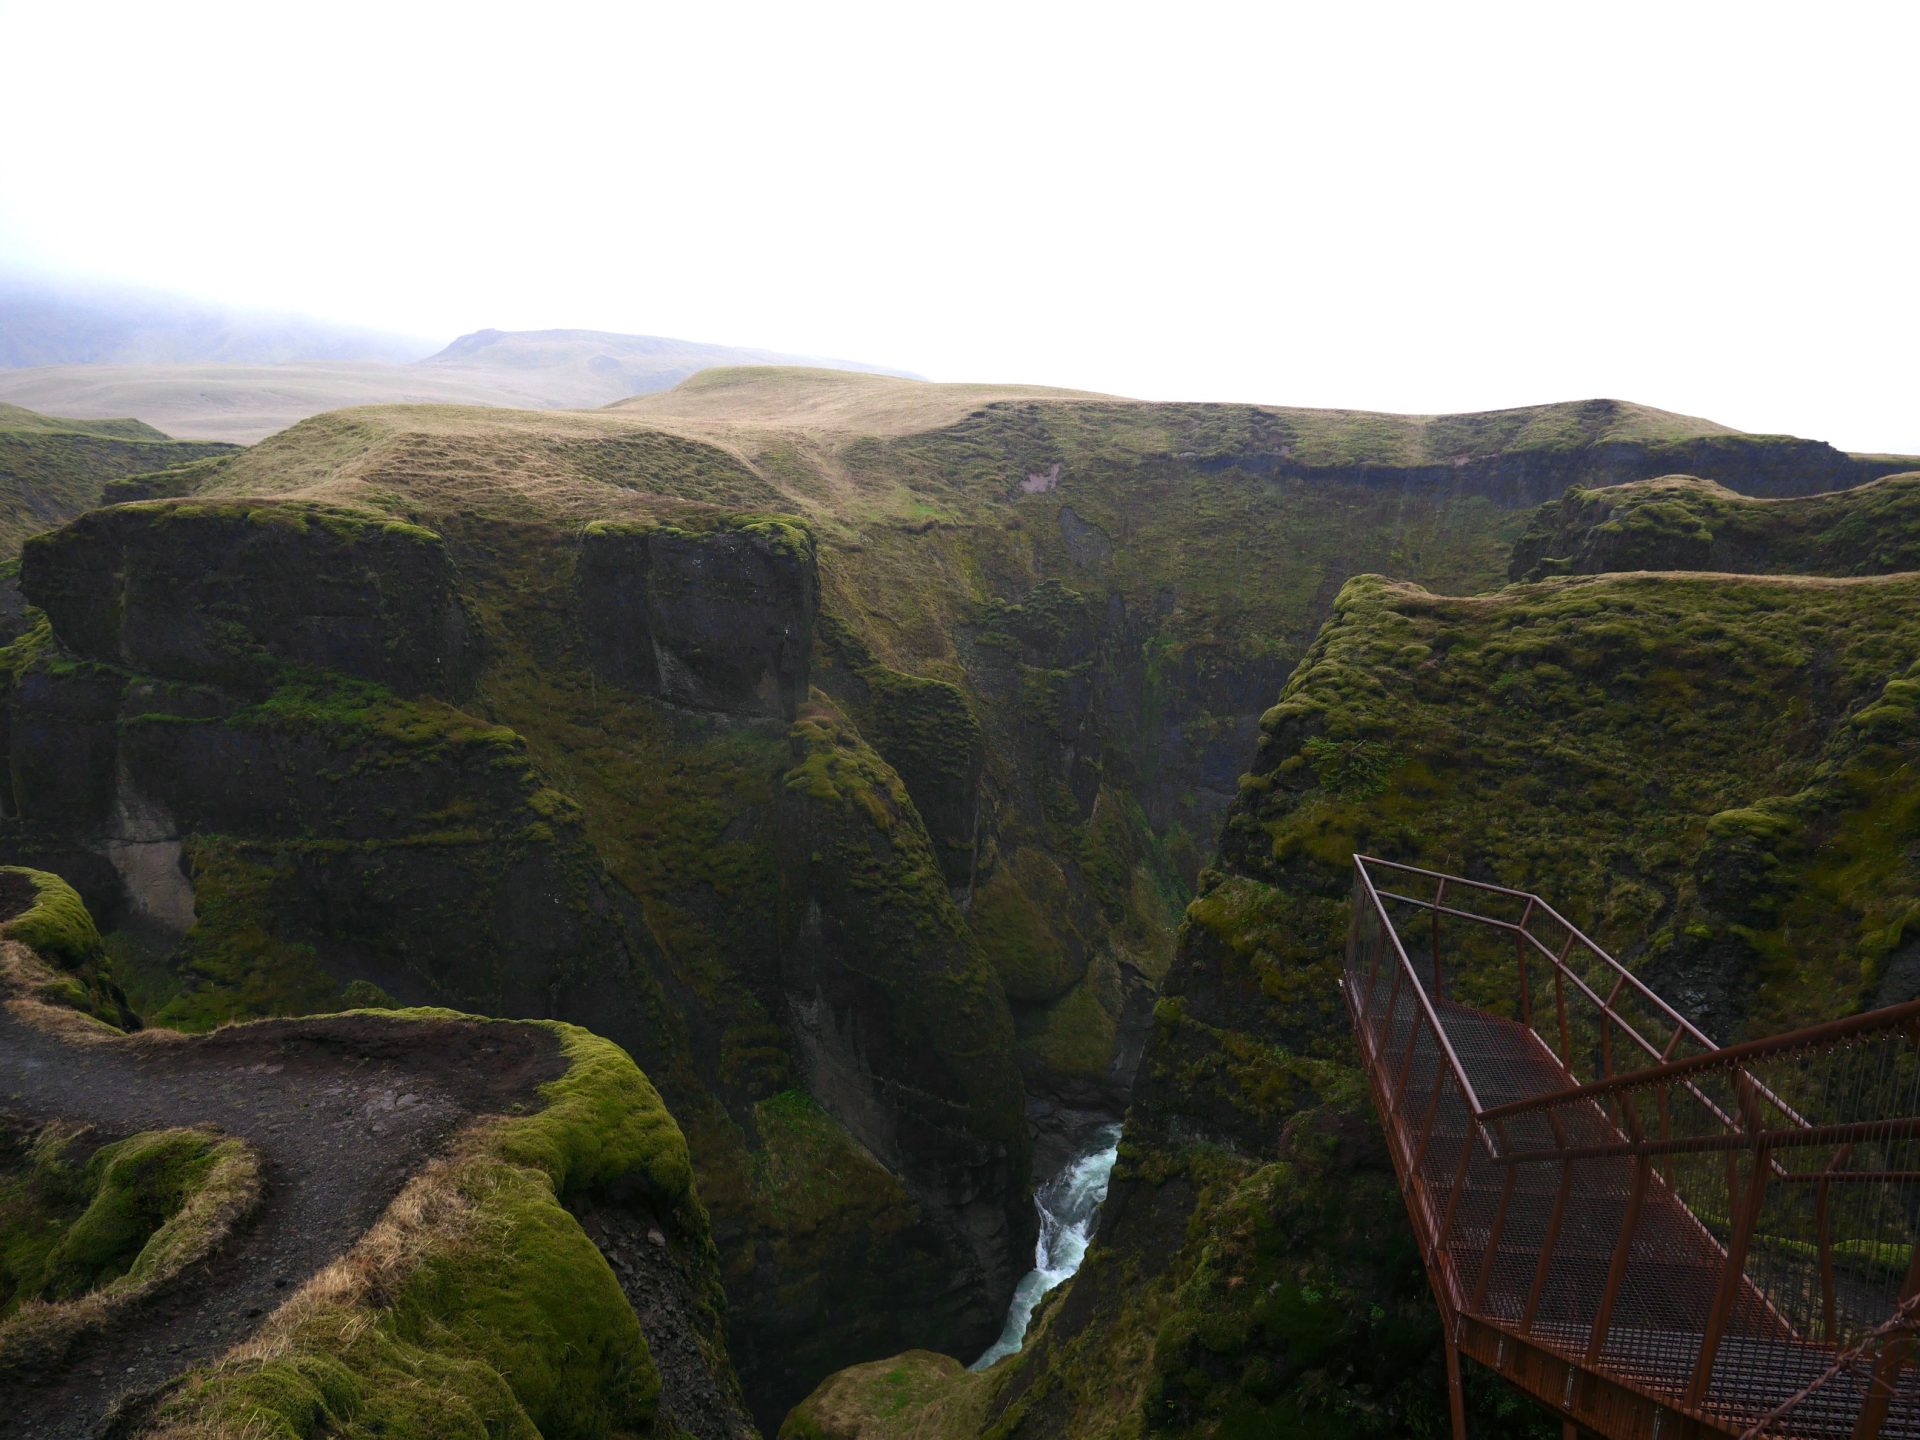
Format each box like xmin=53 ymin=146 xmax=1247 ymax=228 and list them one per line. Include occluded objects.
xmin=0 ymin=881 xmax=750 ymax=1439
xmin=1510 ymin=470 xmax=1920 ymax=580
xmin=144 ymin=1012 xmax=740 ymax=1440
xmin=19 ymin=497 xmax=478 ymax=700
xmin=0 ymin=1119 xmax=261 ymax=1389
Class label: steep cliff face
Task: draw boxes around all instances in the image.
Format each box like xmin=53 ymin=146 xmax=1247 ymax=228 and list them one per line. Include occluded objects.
xmin=23 ymin=498 xmax=479 ymax=696
xmin=767 ymin=699 xmax=1033 ymax=1391
xmin=580 ymin=516 xmax=818 ymax=719
xmin=0 ymin=490 xmax=1039 ymax=1428
xmin=833 ymin=566 xmax=1920 ymax=1439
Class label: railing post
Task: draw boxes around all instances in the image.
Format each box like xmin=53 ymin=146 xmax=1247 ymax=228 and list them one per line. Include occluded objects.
xmin=1817 ymin=1143 xmax=1854 ymax=1344
xmin=1376 ymin=965 xmax=1405 ymax=1109
xmin=1410 ymin=1072 xmax=1448 ymax=1183
xmin=1850 ymin=1240 xmax=1920 ymax=1440
xmin=1584 ymin=1154 xmax=1650 ymax=1368
xmin=1516 ymin=897 xmax=1535 ymax=1028
xmin=1431 ymin=878 xmax=1446 ymax=999
xmin=1555 ymin=964 xmax=1571 ymax=1067
xmin=1684 ymin=1140 xmax=1773 ymax=1412
xmin=1601 ymin=973 xmax=1626 ymax=1081
xmin=1444 ymin=1325 xmax=1468 ymax=1440
xmin=1471 ymin=1157 xmax=1518 ymax=1314
xmin=1521 ymin=1158 xmax=1575 ymax=1335
xmin=1435 ymin=1121 xmax=1476 ymax=1306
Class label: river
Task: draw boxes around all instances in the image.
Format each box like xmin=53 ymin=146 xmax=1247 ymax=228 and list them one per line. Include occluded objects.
xmin=971 ymin=1121 xmax=1123 ymax=1369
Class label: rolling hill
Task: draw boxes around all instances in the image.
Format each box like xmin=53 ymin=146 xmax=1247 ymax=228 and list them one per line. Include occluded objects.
xmin=0 ymin=402 xmax=238 ymax=554
xmin=0 ymin=310 xmax=918 ymax=443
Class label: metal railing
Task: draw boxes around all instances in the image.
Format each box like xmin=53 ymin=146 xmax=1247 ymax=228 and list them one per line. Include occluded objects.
xmin=1344 ymin=855 xmax=1920 ymax=1440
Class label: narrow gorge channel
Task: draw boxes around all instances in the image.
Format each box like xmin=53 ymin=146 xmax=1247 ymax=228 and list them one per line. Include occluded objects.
xmin=972 ymin=1122 xmax=1123 ymax=1370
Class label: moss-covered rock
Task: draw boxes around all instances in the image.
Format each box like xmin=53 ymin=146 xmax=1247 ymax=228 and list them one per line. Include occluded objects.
xmin=0 ymin=1120 xmax=261 ymax=1381
xmin=776 ymin=698 xmax=1035 ymax=1369
xmin=0 ymin=866 xmax=132 ymax=1027
xmin=579 ymin=514 xmax=819 ymax=719
xmin=21 ymin=498 xmax=478 ymax=697
xmin=1511 ymin=471 xmax=1920 ymax=580
xmin=151 ymin=1014 xmax=737 ymax=1440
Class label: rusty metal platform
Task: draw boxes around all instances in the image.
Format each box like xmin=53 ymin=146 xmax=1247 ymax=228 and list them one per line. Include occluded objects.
xmin=1346 ymin=856 xmax=1920 ymax=1440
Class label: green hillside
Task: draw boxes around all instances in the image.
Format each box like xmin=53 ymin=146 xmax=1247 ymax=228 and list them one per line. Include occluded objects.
xmin=1513 ymin=469 xmax=1920 ymax=579
xmin=0 ymin=403 xmax=238 ymax=554
xmin=4 ymin=369 xmax=1916 ymax=1431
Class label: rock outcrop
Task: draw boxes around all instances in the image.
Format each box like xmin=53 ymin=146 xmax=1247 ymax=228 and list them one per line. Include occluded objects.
xmin=23 ymin=499 xmax=478 ymax=697
xmin=1510 ymin=470 xmax=1920 ymax=580
xmin=775 ymin=700 xmax=1033 ymax=1363
xmin=579 ymin=516 xmax=817 ymax=719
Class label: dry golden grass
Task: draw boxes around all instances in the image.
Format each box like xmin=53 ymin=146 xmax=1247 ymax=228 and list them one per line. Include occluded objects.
xmin=0 ymin=941 xmax=126 ymax=1045
xmin=613 ymin=365 xmax=1123 ymax=436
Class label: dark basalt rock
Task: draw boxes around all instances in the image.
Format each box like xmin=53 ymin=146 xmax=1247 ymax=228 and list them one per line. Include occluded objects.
xmin=579 ymin=516 xmax=817 ymax=720
xmin=20 ymin=499 xmax=478 ymax=698
xmin=774 ymin=699 xmax=1033 ymax=1372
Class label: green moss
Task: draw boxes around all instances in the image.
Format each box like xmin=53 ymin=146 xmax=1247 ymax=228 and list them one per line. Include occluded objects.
xmin=0 ymin=1118 xmax=259 ymax=1376
xmin=339 ymin=978 xmax=398 ymax=1008
xmin=1300 ymin=736 xmax=1400 ymax=799
xmin=151 ymin=839 xmax=342 ymax=1030
xmin=1017 ymin=970 xmax=1118 ymax=1082
xmin=0 ymin=869 xmax=127 ymax=1027
xmin=971 ymin=849 xmax=1080 ymax=1002
xmin=780 ymin=1350 xmax=988 ymax=1439
xmin=155 ymin=1013 xmax=718 ymax=1440
xmin=35 ymin=1129 xmax=230 ymax=1300
xmin=495 ymin=1020 xmax=703 ymax=1234
xmin=1 ymin=868 xmax=104 ymax=970
xmin=1513 ymin=472 xmax=1920 ymax=581
xmin=780 ymin=700 xmax=1027 ymax=1158
xmin=745 ymin=1088 xmax=916 ymax=1273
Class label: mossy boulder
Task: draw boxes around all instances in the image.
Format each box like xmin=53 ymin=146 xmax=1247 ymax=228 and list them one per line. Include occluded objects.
xmin=0 ymin=1124 xmax=245 ymax=1310
xmin=21 ymin=499 xmax=478 ymax=697
xmin=0 ymin=1120 xmax=260 ymax=1381
xmin=579 ymin=514 xmax=819 ymax=719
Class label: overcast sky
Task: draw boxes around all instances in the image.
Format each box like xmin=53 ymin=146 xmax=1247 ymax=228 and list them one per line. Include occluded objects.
xmin=2 ymin=2 xmax=1915 ymax=451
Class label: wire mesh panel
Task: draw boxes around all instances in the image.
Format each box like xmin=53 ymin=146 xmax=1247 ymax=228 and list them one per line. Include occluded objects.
xmin=1345 ymin=856 xmax=1920 ymax=1440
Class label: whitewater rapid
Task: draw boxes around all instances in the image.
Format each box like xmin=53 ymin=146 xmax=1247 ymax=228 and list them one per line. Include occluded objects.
xmin=971 ymin=1122 xmax=1123 ymax=1369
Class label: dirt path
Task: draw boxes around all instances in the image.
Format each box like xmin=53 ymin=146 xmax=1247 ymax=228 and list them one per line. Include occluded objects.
xmin=0 ymin=1009 xmax=562 ymax=1438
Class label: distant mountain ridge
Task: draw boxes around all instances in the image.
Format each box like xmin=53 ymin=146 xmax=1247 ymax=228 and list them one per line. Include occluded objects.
xmin=0 ymin=274 xmax=433 ymax=368
xmin=0 ymin=272 xmax=919 ymax=442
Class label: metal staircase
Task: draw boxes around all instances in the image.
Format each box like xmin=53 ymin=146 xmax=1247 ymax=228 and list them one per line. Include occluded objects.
xmin=1345 ymin=856 xmax=1920 ymax=1439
